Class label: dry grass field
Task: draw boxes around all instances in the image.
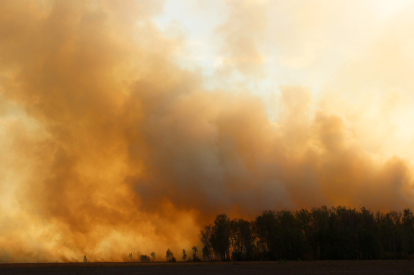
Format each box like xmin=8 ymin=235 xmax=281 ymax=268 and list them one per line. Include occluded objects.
xmin=1 ymin=260 xmax=414 ymax=275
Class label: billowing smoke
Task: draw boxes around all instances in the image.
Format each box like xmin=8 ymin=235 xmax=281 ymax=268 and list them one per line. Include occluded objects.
xmin=0 ymin=0 xmax=414 ymax=262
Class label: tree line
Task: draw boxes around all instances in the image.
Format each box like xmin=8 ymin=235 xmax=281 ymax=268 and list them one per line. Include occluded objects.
xmin=197 ymin=206 xmax=414 ymax=261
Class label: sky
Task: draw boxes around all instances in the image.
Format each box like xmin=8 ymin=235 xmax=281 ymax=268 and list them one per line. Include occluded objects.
xmin=1 ymin=0 xmax=414 ymax=262
xmin=153 ymin=0 xmax=414 ymax=158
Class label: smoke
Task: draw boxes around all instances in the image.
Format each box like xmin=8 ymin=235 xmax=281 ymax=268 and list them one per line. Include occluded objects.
xmin=0 ymin=0 xmax=414 ymax=262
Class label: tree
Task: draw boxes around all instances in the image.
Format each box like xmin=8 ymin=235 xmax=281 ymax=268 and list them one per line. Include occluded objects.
xmin=309 ymin=206 xmax=330 ymax=260
xmin=358 ymin=207 xmax=379 ymax=259
xmin=210 ymin=214 xmax=231 ymax=260
xmin=379 ymin=212 xmax=400 ymax=259
xmin=182 ymin=249 xmax=187 ymax=261
xmin=166 ymin=249 xmax=176 ymax=262
xmin=231 ymin=219 xmax=255 ymax=261
xmin=150 ymin=252 xmax=156 ymax=261
xmin=140 ymin=255 xmax=150 ymax=262
xmin=199 ymin=225 xmax=213 ymax=261
xmin=295 ymin=209 xmax=311 ymax=258
xmin=255 ymin=210 xmax=278 ymax=260
xmin=192 ymin=246 xmax=198 ymax=261
xmin=402 ymin=208 xmax=414 ymax=257
xmin=197 ymin=207 xmax=414 ymax=261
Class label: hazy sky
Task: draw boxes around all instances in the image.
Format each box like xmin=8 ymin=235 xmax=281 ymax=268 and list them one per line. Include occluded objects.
xmin=153 ymin=0 xmax=414 ymax=159
xmin=1 ymin=0 xmax=414 ymax=263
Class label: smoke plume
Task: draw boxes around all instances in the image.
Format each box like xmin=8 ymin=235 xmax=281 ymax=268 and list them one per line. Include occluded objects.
xmin=0 ymin=0 xmax=414 ymax=262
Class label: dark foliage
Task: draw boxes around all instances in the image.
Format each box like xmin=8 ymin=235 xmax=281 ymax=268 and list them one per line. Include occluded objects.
xmin=200 ymin=206 xmax=414 ymax=261
xmin=166 ymin=249 xmax=176 ymax=262
xmin=140 ymin=255 xmax=150 ymax=262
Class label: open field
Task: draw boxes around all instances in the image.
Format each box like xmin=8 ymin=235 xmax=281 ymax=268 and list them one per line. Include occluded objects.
xmin=1 ymin=260 xmax=414 ymax=274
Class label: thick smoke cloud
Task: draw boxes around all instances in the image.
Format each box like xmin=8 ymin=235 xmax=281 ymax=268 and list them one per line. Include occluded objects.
xmin=0 ymin=0 xmax=414 ymax=262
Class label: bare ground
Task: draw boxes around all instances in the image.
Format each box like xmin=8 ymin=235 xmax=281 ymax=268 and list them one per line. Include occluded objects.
xmin=1 ymin=260 xmax=414 ymax=275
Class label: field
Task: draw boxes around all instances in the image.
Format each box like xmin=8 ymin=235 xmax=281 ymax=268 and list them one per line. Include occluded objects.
xmin=1 ymin=260 xmax=414 ymax=274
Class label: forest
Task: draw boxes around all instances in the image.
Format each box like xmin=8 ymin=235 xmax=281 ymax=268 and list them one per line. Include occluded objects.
xmin=196 ymin=206 xmax=414 ymax=261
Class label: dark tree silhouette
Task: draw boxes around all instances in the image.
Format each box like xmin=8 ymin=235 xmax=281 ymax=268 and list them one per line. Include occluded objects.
xmin=199 ymin=206 xmax=414 ymax=261
xmin=140 ymin=255 xmax=150 ymax=262
xmin=182 ymin=249 xmax=187 ymax=261
xmin=192 ymin=246 xmax=198 ymax=261
xmin=210 ymin=214 xmax=231 ymax=260
xmin=199 ymin=225 xmax=213 ymax=261
xmin=166 ymin=249 xmax=176 ymax=262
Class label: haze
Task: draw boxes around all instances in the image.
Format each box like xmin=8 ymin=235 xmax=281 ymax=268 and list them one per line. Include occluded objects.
xmin=1 ymin=0 xmax=414 ymax=262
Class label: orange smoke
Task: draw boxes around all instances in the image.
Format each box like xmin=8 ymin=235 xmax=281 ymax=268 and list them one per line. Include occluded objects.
xmin=0 ymin=0 xmax=413 ymax=263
